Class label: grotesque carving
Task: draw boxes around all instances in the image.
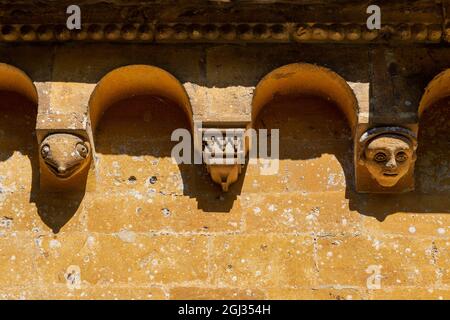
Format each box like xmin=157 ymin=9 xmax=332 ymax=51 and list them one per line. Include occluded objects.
xmin=202 ymin=128 xmax=246 ymax=192
xmin=40 ymin=133 xmax=91 ymax=179
xmin=358 ymin=127 xmax=417 ymax=188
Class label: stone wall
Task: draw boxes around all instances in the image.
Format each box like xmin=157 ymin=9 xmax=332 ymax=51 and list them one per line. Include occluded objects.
xmin=0 ymin=41 xmax=448 ymax=300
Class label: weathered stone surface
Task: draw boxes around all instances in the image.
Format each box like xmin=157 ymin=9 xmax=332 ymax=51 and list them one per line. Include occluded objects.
xmin=33 ymin=232 xmax=209 ymax=286
xmin=169 ymin=287 xmax=266 ymax=300
xmin=0 ymin=233 xmax=37 ymax=288
xmin=368 ymin=288 xmax=449 ymax=300
xmin=0 ymin=285 xmax=167 ymax=300
xmin=317 ymin=235 xmax=438 ymax=288
xmin=0 ymin=10 xmax=449 ymax=299
xmin=211 ymin=235 xmax=316 ymax=288
xmin=265 ymin=288 xmax=366 ymax=300
xmin=242 ymin=192 xmax=360 ymax=236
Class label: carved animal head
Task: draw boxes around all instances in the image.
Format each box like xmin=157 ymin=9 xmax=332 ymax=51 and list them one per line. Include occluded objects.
xmin=359 ymin=128 xmax=417 ymax=188
xmin=40 ymin=133 xmax=91 ymax=179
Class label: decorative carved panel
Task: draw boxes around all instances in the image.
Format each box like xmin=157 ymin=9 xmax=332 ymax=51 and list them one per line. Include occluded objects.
xmin=201 ymin=127 xmax=247 ymax=192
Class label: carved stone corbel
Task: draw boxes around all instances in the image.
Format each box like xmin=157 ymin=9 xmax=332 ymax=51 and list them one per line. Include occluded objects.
xmin=356 ymin=126 xmax=418 ymax=192
xmin=200 ymin=126 xmax=247 ymax=192
xmin=35 ymin=113 xmax=93 ymax=192
xmin=354 ymin=96 xmax=419 ymax=193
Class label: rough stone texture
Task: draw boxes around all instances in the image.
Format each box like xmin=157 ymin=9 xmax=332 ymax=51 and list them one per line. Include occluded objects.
xmin=0 ymin=39 xmax=449 ymax=300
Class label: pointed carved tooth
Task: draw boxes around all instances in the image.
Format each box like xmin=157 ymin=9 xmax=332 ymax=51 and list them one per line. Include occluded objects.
xmin=346 ymin=24 xmax=361 ymax=41
xmin=219 ymin=24 xmax=236 ymax=40
xmin=54 ymin=25 xmax=71 ymax=41
xmin=37 ymin=25 xmax=54 ymax=41
xmin=395 ymin=24 xmax=411 ymax=41
xmin=121 ymin=24 xmax=137 ymax=41
xmin=88 ymin=24 xmax=104 ymax=41
xmin=173 ymin=24 xmax=188 ymax=40
xmin=362 ymin=28 xmax=378 ymax=41
xmin=137 ymin=24 xmax=152 ymax=41
xmin=427 ymin=24 xmax=442 ymax=42
xmin=72 ymin=28 xmax=88 ymax=41
xmin=156 ymin=24 xmax=173 ymax=40
xmin=189 ymin=24 xmax=203 ymax=40
xmin=237 ymin=24 xmax=253 ymax=40
xmin=20 ymin=25 xmax=36 ymax=41
xmin=1 ymin=25 xmax=19 ymax=41
xmin=328 ymin=24 xmax=345 ymax=41
xmin=253 ymin=24 xmax=270 ymax=40
xmin=204 ymin=24 xmax=219 ymax=40
xmin=270 ymin=24 xmax=287 ymax=40
xmin=311 ymin=24 xmax=328 ymax=41
xmin=411 ymin=24 xmax=428 ymax=41
xmin=104 ymin=24 xmax=120 ymax=41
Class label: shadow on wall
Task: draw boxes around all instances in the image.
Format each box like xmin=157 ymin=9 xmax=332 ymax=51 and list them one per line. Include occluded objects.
xmin=254 ymin=94 xmax=450 ymax=222
xmin=94 ymin=95 xmax=244 ymax=213
xmin=356 ymin=97 xmax=450 ymax=222
xmin=0 ymin=92 xmax=83 ymax=233
xmin=0 ymin=91 xmax=39 ymax=193
xmin=0 ymin=43 xmax=372 ymax=87
xmin=416 ymin=98 xmax=450 ymax=194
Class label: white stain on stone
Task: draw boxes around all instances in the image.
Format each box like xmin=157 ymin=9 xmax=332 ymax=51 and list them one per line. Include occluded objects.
xmin=65 ymin=265 xmax=82 ymax=290
xmin=86 ymin=235 xmax=96 ymax=248
xmin=306 ymin=207 xmax=320 ymax=221
xmin=117 ymin=229 xmax=136 ymax=243
xmin=253 ymin=207 xmax=261 ymax=215
xmin=129 ymin=190 xmax=144 ymax=200
xmin=49 ymin=239 xmax=61 ymax=249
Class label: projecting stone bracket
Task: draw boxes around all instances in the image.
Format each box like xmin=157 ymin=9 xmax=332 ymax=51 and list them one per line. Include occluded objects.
xmin=355 ymin=125 xmax=418 ymax=193
xmin=35 ymin=113 xmax=93 ymax=192
xmin=201 ymin=127 xmax=247 ymax=192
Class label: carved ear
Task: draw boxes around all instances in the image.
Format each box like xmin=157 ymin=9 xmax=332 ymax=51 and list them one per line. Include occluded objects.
xmin=358 ymin=157 xmax=366 ymax=166
xmin=357 ymin=151 xmax=366 ymax=166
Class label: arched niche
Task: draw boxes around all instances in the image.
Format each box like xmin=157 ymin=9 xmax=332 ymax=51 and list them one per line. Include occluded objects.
xmin=89 ymin=65 xmax=193 ymax=134
xmin=87 ymin=65 xmax=195 ymax=200
xmin=416 ymin=69 xmax=450 ymax=194
xmin=247 ymin=63 xmax=358 ymax=194
xmin=252 ymin=63 xmax=358 ymax=134
xmin=0 ymin=63 xmax=38 ymax=105
xmin=418 ymin=69 xmax=450 ymax=118
xmin=0 ymin=63 xmax=38 ymax=193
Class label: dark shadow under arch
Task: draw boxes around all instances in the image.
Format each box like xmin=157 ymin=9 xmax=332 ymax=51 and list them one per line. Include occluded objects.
xmin=94 ymin=95 xmax=244 ymax=213
xmin=254 ymin=93 xmax=450 ymax=223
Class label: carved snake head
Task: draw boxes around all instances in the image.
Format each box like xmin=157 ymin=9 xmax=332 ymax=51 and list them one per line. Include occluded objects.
xmin=40 ymin=133 xmax=91 ymax=179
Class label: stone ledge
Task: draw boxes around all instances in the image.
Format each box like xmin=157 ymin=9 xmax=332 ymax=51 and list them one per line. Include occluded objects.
xmin=0 ymin=22 xmax=447 ymax=43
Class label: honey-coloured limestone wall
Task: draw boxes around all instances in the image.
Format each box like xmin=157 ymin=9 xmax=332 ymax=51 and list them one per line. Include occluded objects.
xmin=0 ymin=42 xmax=449 ymax=300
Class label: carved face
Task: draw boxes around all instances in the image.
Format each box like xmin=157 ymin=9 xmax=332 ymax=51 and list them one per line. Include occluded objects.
xmin=362 ymin=134 xmax=416 ymax=187
xmin=40 ymin=133 xmax=91 ymax=179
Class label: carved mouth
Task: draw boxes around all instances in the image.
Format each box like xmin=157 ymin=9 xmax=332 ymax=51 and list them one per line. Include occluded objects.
xmin=45 ymin=162 xmax=80 ymax=178
xmin=383 ymin=172 xmax=399 ymax=177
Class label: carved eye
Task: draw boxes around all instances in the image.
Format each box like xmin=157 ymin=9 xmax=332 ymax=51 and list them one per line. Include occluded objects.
xmin=396 ymin=152 xmax=408 ymax=162
xmin=41 ymin=144 xmax=50 ymax=159
xmin=76 ymin=143 xmax=89 ymax=158
xmin=374 ymin=152 xmax=387 ymax=162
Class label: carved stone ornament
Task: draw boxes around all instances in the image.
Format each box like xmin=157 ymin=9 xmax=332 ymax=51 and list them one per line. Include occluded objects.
xmin=40 ymin=133 xmax=91 ymax=179
xmin=358 ymin=127 xmax=418 ymax=188
xmin=202 ymin=128 xmax=246 ymax=192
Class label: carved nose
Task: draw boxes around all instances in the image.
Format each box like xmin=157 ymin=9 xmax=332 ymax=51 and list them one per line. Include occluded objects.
xmin=58 ymin=166 xmax=67 ymax=174
xmin=386 ymin=158 xmax=397 ymax=169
